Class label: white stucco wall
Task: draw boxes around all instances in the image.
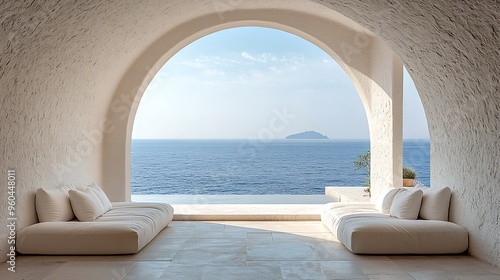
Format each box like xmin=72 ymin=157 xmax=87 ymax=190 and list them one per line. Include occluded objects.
xmin=319 ymin=0 xmax=500 ymax=265
xmin=1 ymin=0 xmax=498 ymax=267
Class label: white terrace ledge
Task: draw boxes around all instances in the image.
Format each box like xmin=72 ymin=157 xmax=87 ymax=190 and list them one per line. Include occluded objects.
xmin=132 ymin=187 xmax=368 ymax=221
xmin=325 ymin=186 xmax=371 ymax=202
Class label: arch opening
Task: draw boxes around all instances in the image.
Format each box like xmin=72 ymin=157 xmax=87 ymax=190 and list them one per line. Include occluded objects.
xmin=103 ymin=9 xmax=405 ymax=203
xmin=131 ymin=26 xmax=374 ymax=195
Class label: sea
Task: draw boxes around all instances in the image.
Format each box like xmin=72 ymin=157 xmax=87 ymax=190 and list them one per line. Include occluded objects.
xmin=131 ymin=139 xmax=430 ymax=195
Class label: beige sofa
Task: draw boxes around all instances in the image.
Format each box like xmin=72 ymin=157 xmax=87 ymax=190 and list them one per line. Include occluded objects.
xmin=322 ymin=187 xmax=469 ymax=254
xmin=17 ymin=184 xmax=174 ymax=255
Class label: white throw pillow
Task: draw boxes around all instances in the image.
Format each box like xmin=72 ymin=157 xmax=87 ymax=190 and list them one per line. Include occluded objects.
xmin=390 ymin=189 xmax=423 ymax=219
xmin=86 ymin=183 xmax=112 ymax=213
xmin=69 ymin=188 xmax=105 ymax=221
xmin=35 ymin=185 xmax=76 ymax=222
xmin=418 ymin=187 xmax=452 ymax=221
xmin=375 ymin=188 xmax=402 ymax=214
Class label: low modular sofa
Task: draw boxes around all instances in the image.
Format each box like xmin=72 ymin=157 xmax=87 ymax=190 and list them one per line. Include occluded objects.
xmin=322 ymin=187 xmax=468 ymax=254
xmin=17 ymin=183 xmax=174 ymax=255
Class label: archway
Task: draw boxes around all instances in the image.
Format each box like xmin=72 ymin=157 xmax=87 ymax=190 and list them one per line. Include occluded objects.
xmin=130 ymin=26 xmax=376 ymax=195
xmin=103 ymin=9 xmax=403 ymax=202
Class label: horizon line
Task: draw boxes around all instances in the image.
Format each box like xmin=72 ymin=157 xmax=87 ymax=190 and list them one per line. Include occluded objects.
xmin=131 ymin=138 xmax=431 ymax=141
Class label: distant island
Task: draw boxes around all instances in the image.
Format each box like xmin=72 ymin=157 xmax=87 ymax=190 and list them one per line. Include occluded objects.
xmin=285 ymin=131 xmax=329 ymax=140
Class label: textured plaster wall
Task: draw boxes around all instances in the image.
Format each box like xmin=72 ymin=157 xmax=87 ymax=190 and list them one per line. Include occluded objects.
xmin=0 ymin=0 xmax=499 ymax=267
xmin=0 ymin=1 xmax=109 ymax=260
xmin=365 ymin=41 xmax=404 ymax=199
xmin=312 ymin=0 xmax=500 ymax=266
xmin=0 ymin=0 xmax=188 ymax=261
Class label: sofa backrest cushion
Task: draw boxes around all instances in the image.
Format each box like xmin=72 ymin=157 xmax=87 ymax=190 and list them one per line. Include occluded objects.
xmin=86 ymin=183 xmax=112 ymax=213
xmin=390 ymin=189 xmax=423 ymax=219
xmin=36 ymin=185 xmax=76 ymax=222
xmin=69 ymin=188 xmax=105 ymax=221
xmin=417 ymin=186 xmax=452 ymax=221
xmin=376 ymin=188 xmax=402 ymax=214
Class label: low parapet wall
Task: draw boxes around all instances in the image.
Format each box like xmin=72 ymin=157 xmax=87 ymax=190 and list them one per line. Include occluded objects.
xmin=325 ymin=186 xmax=370 ymax=202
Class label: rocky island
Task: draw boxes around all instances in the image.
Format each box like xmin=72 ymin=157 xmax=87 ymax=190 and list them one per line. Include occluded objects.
xmin=285 ymin=131 xmax=329 ymax=140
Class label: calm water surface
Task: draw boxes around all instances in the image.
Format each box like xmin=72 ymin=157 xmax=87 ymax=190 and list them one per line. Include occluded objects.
xmin=131 ymin=140 xmax=430 ymax=195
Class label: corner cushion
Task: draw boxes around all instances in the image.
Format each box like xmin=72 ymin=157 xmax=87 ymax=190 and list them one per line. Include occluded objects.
xmin=35 ymin=185 xmax=75 ymax=222
xmin=418 ymin=186 xmax=452 ymax=221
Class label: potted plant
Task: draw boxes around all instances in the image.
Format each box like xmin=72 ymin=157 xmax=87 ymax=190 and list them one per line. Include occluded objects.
xmin=354 ymin=150 xmax=370 ymax=196
xmin=403 ymin=167 xmax=416 ymax=187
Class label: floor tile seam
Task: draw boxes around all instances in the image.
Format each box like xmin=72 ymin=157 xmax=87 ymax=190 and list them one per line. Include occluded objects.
xmin=117 ymin=262 xmax=137 ymax=280
xmin=279 ymin=265 xmax=327 ymax=280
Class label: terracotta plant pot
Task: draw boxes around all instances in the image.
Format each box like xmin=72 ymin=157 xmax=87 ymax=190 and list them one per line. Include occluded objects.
xmin=403 ymin=179 xmax=415 ymax=187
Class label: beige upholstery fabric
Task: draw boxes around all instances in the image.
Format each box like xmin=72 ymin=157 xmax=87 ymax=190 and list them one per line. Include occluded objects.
xmin=375 ymin=188 xmax=402 ymax=214
xmin=17 ymin=202 xmax=174 ymax=255
xmin=35 ymin=185 xmax=76 ymax=222
xmin=86 ymin=183 xmax=113 ymax=213
xmin=390 ymin=189 xmax=423 ymax=219
xmin=418 ymin=187 xmax=452 ymax=221
xmin=69 ymin=188 xmax=105 ymax=221
xmin=322 ymin=202 xmax=468 ymax=254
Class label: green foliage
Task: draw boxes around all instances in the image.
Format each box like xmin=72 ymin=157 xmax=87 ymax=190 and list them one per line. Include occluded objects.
xmin=354 ymin=150 xmax=370 ymax=195
xmin=403 ymin=166 xmax=416 ymax=179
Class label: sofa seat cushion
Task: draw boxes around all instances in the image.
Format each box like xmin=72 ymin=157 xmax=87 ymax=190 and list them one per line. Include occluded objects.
xmin=322 ymin=203 xmax=468 ymax=254
xmin=17 ymin=202 xmax=174 ymax=255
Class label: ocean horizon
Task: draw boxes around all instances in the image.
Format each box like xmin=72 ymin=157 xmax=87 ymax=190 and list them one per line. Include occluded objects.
xmin=131 ymin=139 xmax=430 ymax=195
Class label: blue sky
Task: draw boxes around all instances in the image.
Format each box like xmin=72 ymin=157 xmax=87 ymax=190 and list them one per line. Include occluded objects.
xmin=132 ymin=27 xmax=429 ymax=140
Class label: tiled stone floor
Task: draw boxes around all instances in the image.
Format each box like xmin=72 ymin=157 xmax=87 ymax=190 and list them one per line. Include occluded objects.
xmin=2 ymin=221 xmax=500 ymax=280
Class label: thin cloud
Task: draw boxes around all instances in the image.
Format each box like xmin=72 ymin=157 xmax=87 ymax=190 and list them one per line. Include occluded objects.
xmin=240 ymin=51 xmax=278 ymax=63
xmin=241 ymin=51 xmax=256 ymax=61
xmin=204 ymin=69 xmax=226 ymax=77
xmin=178 ymin=58 xmax=207 ymax=68
xmin=175 ymin=55 xmax=241 ymax=69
